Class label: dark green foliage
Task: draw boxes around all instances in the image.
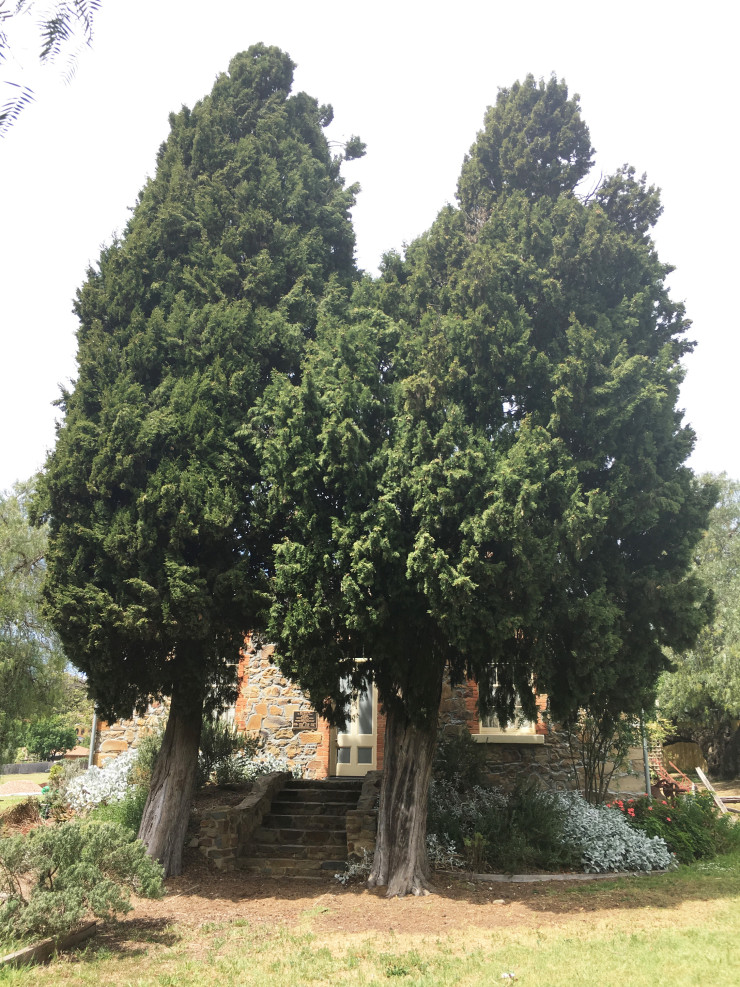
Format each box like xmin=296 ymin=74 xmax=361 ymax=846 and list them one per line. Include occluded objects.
xmin=35 ymin=44 xmax=360 ymax=724
xmin=432 ymin=730 xmax=487 ymax=791
xmin=427 ymin=780 xmax=581 ymax=873
xmin=25 ymin=716 xmax=77 ymax=760
xmin=457 ymin=74 xmax=594 ymax=216
xmin=257 ymin=73 xmax=713 ymax=739
xmin=609 ymin=792 xmax=740 ymax=864
xmin=256 ymin=76 xmax=712 ymax=891
xmin=0 ymin=820 xmax=164 ymax=940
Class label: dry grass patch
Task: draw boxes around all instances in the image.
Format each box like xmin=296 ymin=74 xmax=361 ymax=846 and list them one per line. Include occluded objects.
xmin=0 ymin=851 xmax=738 ymax=986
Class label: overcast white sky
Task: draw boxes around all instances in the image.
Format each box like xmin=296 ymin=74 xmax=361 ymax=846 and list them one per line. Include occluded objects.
xmin=1 ymin=0 xmax=737 ymax=493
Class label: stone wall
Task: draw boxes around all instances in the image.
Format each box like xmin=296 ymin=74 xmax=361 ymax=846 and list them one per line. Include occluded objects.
xmin=345 ymin=771 xmax=381 ymax=860
xmin=93 ymin=701 xmax=168 ymax=766
xmin=437 ymin=678 xmax=649 ymax=794
xmin=196 ymin=772 xmax=290 ymax=871
xmin=234 ymin=638 xmax=332 ymax=778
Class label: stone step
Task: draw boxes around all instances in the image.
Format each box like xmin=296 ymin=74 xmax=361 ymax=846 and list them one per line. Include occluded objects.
xmin=238 ymin=856 xmax=346 ymax=877
xmin=285 ymin=778 xmax=363 ymax=788
xmin=247 ymin=842 xmax=345 ymax=861
xmin=276 ymin=787 xmax=361 ymax=804
xmin=267 ymin=800 xmax=351 ymax=819
xmin=261 ymin=811 xmax=347 ymax=830
xmin=253 ymin=826 xmax=346 ymax=847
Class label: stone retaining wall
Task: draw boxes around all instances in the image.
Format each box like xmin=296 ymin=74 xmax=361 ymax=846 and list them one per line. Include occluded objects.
xmin=345 ymin=770 xmax=381 ymax=860
xmin=196 ymin=772 xmax=290 ymax=871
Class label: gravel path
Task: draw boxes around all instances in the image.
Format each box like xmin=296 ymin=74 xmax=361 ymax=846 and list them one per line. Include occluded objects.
xmin=0 ymin=780 xmax=43 ymax=796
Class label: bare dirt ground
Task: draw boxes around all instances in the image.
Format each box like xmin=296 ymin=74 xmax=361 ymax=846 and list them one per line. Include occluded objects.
xmin=124 ymin=852 xmax=624 ymax=939
xmin=3 ymin=779 xmax=739 ymax=944
xmin=124 ymin=774 xmax=740 ymax=938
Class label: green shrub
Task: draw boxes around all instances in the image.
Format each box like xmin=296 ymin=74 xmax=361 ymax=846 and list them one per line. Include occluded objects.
xmin=128 ymin=729 xmax=163 ymax=790
xmin=198 ymin=716 xmax=259 ymax=786
xmin=0 ymin=820 xmax=164 ymax=940
xmin=48 ymin=758 xmax=86 ymax=789
xmin=607 ymin=792 xmax=740 ymax=864
xmin=432 ymin=729 xmax=487 ymax=791
xmin=428 ymin=779 xmax=581 ymax=873
xmin=88 ymin=786 xmax=149 ymax=835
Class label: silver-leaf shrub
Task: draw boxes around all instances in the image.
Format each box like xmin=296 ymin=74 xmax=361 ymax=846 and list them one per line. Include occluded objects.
xmin=558 ymin=792 xmax=674 ymax=872
xmin=65 ymin=749 xmax=139 ymax=812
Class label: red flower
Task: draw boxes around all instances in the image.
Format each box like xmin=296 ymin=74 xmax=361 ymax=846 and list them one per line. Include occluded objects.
xmin=666 ymin=817 xmax=671 ymax=822
xmin=628 ymin=808 xmax=635 ymax=817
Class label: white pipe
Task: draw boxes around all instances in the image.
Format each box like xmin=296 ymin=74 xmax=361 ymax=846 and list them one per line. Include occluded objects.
xmin=88 ymin=711 xmax=98 ymax=770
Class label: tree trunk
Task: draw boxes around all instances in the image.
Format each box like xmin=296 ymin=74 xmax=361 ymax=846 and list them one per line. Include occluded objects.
xmin=138 ymin=687 xmax=203 ymax=878
xmin=368 ymin=704 xmax=438 ymax=897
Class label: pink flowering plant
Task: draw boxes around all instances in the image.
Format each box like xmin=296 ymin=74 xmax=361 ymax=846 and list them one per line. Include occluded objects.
xmin=605 ymin=792 xmax=740 ymax=864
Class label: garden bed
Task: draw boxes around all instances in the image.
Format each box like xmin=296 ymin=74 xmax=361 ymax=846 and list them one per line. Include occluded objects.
xmin=0 ymin=921 xmax=97 ymax=969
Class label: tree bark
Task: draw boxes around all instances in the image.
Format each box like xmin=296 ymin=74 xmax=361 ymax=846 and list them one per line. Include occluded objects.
xmin=138 ymin=687 xmax=203 ymax=878
xmin=368 ymin=704 xmax=438 ymax=897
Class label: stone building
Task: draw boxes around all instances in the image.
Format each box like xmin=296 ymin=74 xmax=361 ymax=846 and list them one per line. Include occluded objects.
xmin=94 ymin=638 xmax=648 ymax=794
xmin=234 ymin=637 xmax=583 ymax=790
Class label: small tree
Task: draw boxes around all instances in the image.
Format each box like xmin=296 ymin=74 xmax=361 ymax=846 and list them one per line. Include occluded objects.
xmin=25 ymin=716 xmax=77 ymax=760
xmin=565 ymin=705 xmax=640 ymax=804
xmin=1 ymin=481 xmax=67 ymax=762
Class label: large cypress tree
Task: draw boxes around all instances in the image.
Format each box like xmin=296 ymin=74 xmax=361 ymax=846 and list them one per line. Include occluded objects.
xmin=256 ymin=76 xmax=714 ymax=896
xmin=36 ymin=44 xmax=360 ymax=876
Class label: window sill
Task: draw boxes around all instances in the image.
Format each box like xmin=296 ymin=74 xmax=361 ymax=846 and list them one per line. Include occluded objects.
xmin=473 ymin=734 xmax=545 ymax=745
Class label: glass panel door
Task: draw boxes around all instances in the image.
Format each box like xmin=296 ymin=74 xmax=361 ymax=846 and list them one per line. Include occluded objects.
xmin=335 ymin=678 xmax=377 ymax=776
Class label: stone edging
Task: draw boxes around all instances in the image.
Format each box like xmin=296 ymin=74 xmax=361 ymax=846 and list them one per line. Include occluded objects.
xmin=0 ymin=921 xmax=97 ymax=968
xmin=465 ymin=869 xmax=668 ymax=883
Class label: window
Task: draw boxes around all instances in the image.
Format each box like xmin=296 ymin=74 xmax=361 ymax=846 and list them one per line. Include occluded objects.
xmin=475 ymin=676 xmax=544 ymax=744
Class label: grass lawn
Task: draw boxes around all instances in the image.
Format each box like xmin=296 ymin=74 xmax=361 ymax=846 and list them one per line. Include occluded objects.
xmin=1 ymin=849 xmax=738 ymax=986
xmin=0 ymin=773 xmax=50 ymax=788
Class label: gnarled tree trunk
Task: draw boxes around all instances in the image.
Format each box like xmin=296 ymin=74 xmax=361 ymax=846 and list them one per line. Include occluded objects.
xmin=368 ymin=704 xmax=438 ymax=897
xmin=138 ymin=686 xmax=203 ymax=877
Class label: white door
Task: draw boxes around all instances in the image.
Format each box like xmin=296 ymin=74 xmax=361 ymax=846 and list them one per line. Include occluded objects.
xmin=335 ymin=679 xmax=377 ymax=776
